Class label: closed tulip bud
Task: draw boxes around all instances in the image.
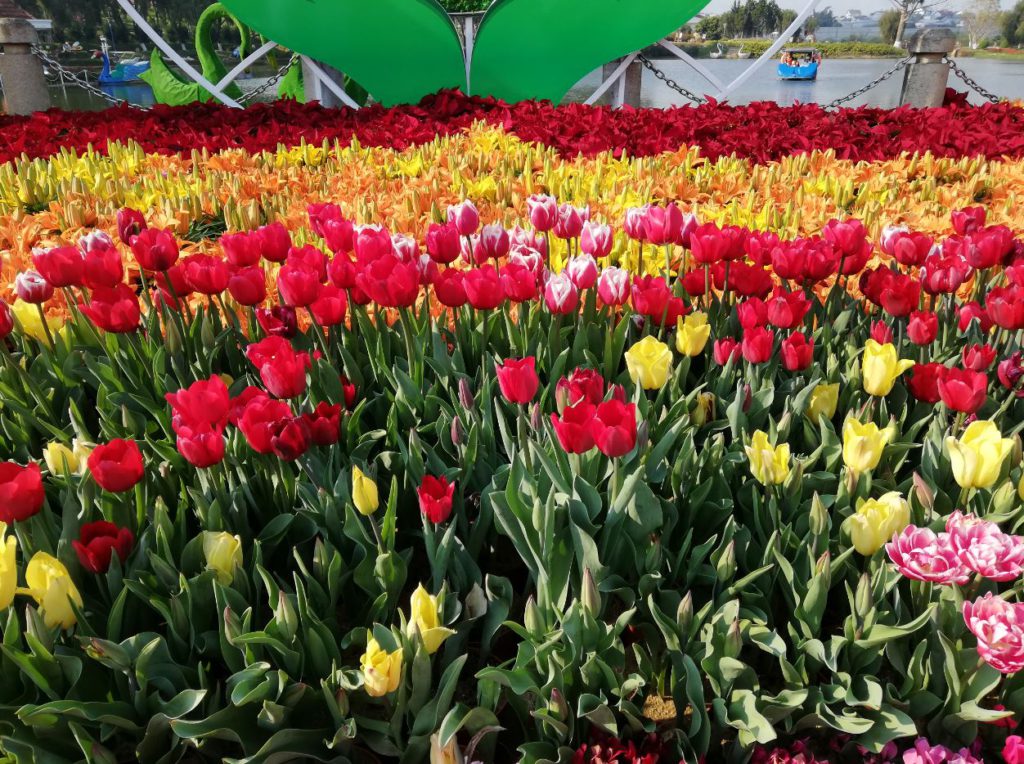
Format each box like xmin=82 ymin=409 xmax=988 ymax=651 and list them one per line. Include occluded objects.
xmin=946 ymin=420 xmax=1014 ymax=490
xmin=121 ymin=404 xmax=144 ymax=435
xmin=450 ymin=415 xmax=465 ymax=446
xmin=725 ymin=619 xmax=742 ymax=658
xmin=676 ymin=591 xmax=693 ymax=634
xmin=809 ymin=493 xmax=830 ymax=538
xmin=524 ymin=595 xmax=543 ymax=636
xmin=275 ymin=591 xmax=299 ymax=642
xmin=465 ymin=583 xmax=487 ymax=619
xmin=531 ymin=402 xmax=543 ymax=431
xmin=164 ymin=317 xmax=183 ymax=355
xmin=842 ymin=417 xmax=892 ymax=475
xmin=745 ymin=430 xmax=791 ymax=485
xmin=457 ymin=377 xmax=475 ymax=410
xmin=912 ymin=472 xmax=935 ymax=513
xmin=429 ymin=733 xmax=465 ymax=764
xmin=352 ymin=467 xmax=380 ymax=516
xmin=816 ymin=550 xmax=831 ymax=578
xmin=849 ymin=492 xmax=910 ymax=555
xmin=675 ymin=312 xmax=711 ymax=356
xmin=548 ymin=687 xmax=569 ymax=722
xmin=636 ymin=420 xmax=649 ymax=451
xmin=715 ymin=540 xmax=736 ymax=582
xmin=43 ymin=442 xmax=79 ymax=476
xmin=625 ymin=336 xmax=673 ymax=390
xmin=581 ymin=567 xmax=601 ymax=615
xmin=854 ymin=572 xmax=873 ymax=620
xmin=806 ymin=383 xmax=839 ymax=421
xmin=201 ymin=312 xmax=216 ymax=348
xmin=861 ymin=339 xmax=915 ymax=397
xmin=203 ymin=531 xmax=242 ymax=584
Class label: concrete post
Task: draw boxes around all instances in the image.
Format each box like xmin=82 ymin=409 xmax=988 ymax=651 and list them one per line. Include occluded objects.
xmin=0 ymin=18 xmax=50 ymax=115
xmin=898 ymin=28 xmax=956 ymax=108
xmin=602 ymin=57 xmax=642 ymax=108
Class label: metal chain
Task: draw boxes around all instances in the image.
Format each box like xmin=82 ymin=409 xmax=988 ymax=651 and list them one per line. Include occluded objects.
xmin=826 ymin=55 xmax=913 ymax=109
xmin=942 ymin=55 xmax=1001 ymax=104
xmin=236 ymin=54 xmax=299 ymax=104
xmin=637 ymin=53 xmax=706 ymax=105
xmin=32 ymin=46 xmax=150 ymax=109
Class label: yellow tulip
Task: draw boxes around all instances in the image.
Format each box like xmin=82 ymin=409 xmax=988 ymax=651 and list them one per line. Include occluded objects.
xmin=745 ymin=430 xmax=791 ymax=486
xmin=849 ymin=492 xmax=910 ymax=555
xmin=947 ymin=420 xmax=1014 ymax=490
xmin=675 ymin=312 xmax=711 ymax=357
xmin=203 ymin=531 xmax=242 ymax=584
xmin=407 ymin=584 xmax=455 ymax=655
xmin=806 ymin=383 xmax=839 ymax=421
xmin=361 ymin=636 xmax=402 ymax=697
xmin=861 ymin=340 xmax=914 ymax=397
xmin=0 ymin=524 xmax=16 ymax=612
xmin=43 ymin=442 xmax=80 ymax=476
xmin=352 ymin=467 xmax=380 ymax=516
xmin=842 ymin=417 xmax=892 ymax=474
xmin=21 ymin=553 xmax=82 ymax=629
xmin=625 ymin=336 xmax=673 ymax=390
xmin=11 ymin=300 xmax=63 ymax=343
xmin=429 ymin=733 xmax=464 ymax=764
xmin=72 ymin=439 xmax=94 ymax=466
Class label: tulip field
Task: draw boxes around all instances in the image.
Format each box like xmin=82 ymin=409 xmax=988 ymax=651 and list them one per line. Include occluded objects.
xmin=5 ymin=93 xmax=1024 ymax=763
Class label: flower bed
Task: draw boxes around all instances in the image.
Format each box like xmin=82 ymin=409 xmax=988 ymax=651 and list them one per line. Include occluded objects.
xmin=2 ymin=91 xmax=1024 ymax=166
xmin=2 ymin=106 xmax=1024 ymax=762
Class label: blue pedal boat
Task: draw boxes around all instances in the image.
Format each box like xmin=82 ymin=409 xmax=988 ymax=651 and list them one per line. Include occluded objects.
xmin=778 ymin=48 xmax=821 ymax=81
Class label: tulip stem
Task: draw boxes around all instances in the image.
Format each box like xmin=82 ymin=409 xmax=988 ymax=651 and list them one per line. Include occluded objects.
xmin=35 ymin=304 xmax=55 ymax=350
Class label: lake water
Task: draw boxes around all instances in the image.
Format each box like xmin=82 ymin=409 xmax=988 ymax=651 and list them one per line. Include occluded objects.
xmin=48 ymin=57 xmax=1024 ymax=112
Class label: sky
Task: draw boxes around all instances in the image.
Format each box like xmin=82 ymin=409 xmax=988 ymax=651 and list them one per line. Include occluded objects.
xmin=701 ymin=0 xmax=1005 ymax=14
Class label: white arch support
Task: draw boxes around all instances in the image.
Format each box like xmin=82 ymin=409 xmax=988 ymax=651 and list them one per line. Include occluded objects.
xmin=302 ymin=58 xmax=363 ymax=110
xmin=214 ymin=39 xmax=279 ymax=96
xmin=656 ymin=39 xmax=727 ymax=94
xmin=115 ymin=0 xmax=244 ymax=107
xmin=584 ymin=52 xmax=639 ymax=106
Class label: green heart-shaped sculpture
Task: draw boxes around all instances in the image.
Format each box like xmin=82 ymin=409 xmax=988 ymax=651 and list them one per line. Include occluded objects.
xmin=220 ymin=0 xmax=466 ymax=106
xmin=469 ymin=0 xmax=710 ymax=103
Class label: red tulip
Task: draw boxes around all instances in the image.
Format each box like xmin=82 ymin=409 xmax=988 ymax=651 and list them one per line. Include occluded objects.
xmin=781 ymin=332 xmax=813 ymax=371
xmin=166 ymin=375 xmax=230 ymax=433
xmin=958 ymin=301 xmax=994 ymax=333
xmin=229 ymin=386 xmax=269 ymax=426
xmin=986 ymin=287 xmax=1024 ymax=330
xmin=741 ymin=327 xmax=774 ymax=364
xmin=907 ymin=363 xmax=946 ymax=403
xmin=246 ymin=336 xmax=311 ymax=399
xmin=690 ymin=223 xmax=730 ymax=264
xmin=270 ymin=417 xmax=311 ymax=461
xmin=713 ymin=337 xmax=741 ymax=366
xmin=308 ymin=284 xmax=347 ymax=326
xmin=354 ymin=225 xmax=393 ymax=263
xmin=257 ymin=221 xmax=292 ymax=262
xmin=256 ymin=305 xmax=298 ymax=338
xmin=308 ymin=202 xmax=342 ymax=239
xmin=14 ymin=271 xmax=53 ymax=304
xmin=72 ymin=521 xmax=134 ymax=573
xmin=238 ymin=397 xmax=293 ymax=454
xmin=464 ymin=266 xmax=505 ymax=310
xmin=727 ymin=262 xmax=773 ymax=298
xmin=116 ymin=208 xmax=147 ymax=245
xmin=176 ymin=424 xmax=226 ymax=468
xmin=340 ymin=375 xmax=358 ymax=410
xmin=631 ymin=275 xmax=685 ymax=327
xmin=447 ymin=201 xmax=480 ymax=237
xmin=963 ymin=343 xmax=996 ymax=371
xmin=737 ymin=297 xmax=768 ymax=329
xmin=434 ymin=269 xmax=467 ymax=308
xmin=952 ymin=206 xmax=986 ymax=235
xmin=357 ymin=253 xmax=419 ymax=308
xmin=556 ymin=368 xmax=606 ymax=410
xmin=88 ymin=439 xmax=144 ymax=492
xmin=528 ymin=195 xmax=558 ymax=232
xmin=228 ymin=266 xmax=267 ymax=306
xmin=998 ymin=352 xmax=1024 ymax=397
xmin=907 ymin=311 xmax=938 ymax=345
xmin=551 ymin=401 xmax=596 ymax=453
xmin=495 ymin=357 xmax=539 ymax=405
xmin=131 ymin=228 xmax=179 ymax=272
xmin=967 ymin=226 xmax=1014 ymax=270
xmin=301 ymin=402 xmax=343 ymax=446
xmin=681 ymin=268 xmax=712 ymax=298
xmin=154 ymin=264 xmax=192 ymax=308
xmin=744 ymin=230 xmax=780 ymax=266
xmin=642 ymin=203 xmax=682 ymax=246
xmin=0 ymin=462 xmax=44 ymax=523
xmin=0 ymin=300 xmax=13 ymax=339
xmin=182 ymin=254 xmax=230 ymax=295
xmin=823 ymin=218 xmax=872 ymax=273
xmin=500 ymin=262 xmax=538 ymax=303
xmin=33 ymin=246 xmax=84 ymax=288
xmin=418 ymin=475 xmax=455 ymax=524
xmin=277 ymin=263 xmax=322 ymax=308
xmin=765 ymin=288 xmax=810 ymax=329
xmin=938 ymin=368 xmax=987 ymax=413
xmin=886 ymin=230 xmax=933 ymax=267
xmin=871 ymin=320 xmax=894 ymax=345
xmin=82 ymin=242 xmax=125 ymax=290
xmin=590 ymin=400 xmax=637 ymax=458
xmin=220 ymin=232 xmax=262 ymax=268
xmin=426 ymin=222 xmax=461 ymax=264
xmin=921 ymin=253 xmax=971 ymax=295
xmin=80 ymin=284 xmax=141 ymax=333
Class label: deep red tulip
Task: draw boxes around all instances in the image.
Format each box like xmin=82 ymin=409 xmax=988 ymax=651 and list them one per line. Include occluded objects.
xmin=907 ymin=363 xmax=947 ymax=404
xmin=176 ymin=425 xmax=226 ymax=468
xmin=246 ymin=336 xmax=311 ymax=399
xmin=998 ymin=352 xmax=1024 ymax=397
xmin=631 ymin=275 xmax=684 ymax=326
xmin=496 ymin=357 xmax=539 ymax=405
xmin=116 ymin=208 xmax=147 ymax=245
xmin=256 ymin=305 xmax=298 ymax=338
xmin=888 ymin=230 xmax=933 ymax=267
xmin=713 ymin=338 xmax=741 ymax=366
xmin=0 ymin=462 xmax=44 ymax=523
xmin=80 ymin=284 xmax=141 ymax=333
xmin=72 ymin=521 xmax=134 ymax=573
xmin=551 ymin=401 xmax=596 ymax=453
xmin=727 ymin=262 xmax=773 ymax=298
xmin=464 ymin=266 xmax=505 ymax=310
xmin=257 ymin=221 xmax=293 ymax=263
xmin=418 ymin=475 xmax=455 ymax=524
xmin=228 ymin=266 xmax=267 ymax=306
xmin=590 ymin=400 xmax=637 ymax=458
xmin=907 ymin=311 xmax=938 ymax=345
xmin=744 ymin=230 xmax=780 ymax=266
xmin=33 ymin=246 xmax=84 ymax=288
xmin=238 ymin=397 xmax=293 ymax=454
xmin=781 ymin=332 xmax=813 ymax=371
xmin=220 ymin=232 xmax=262 ymax=268
xmin=938 ymin=368 xmax=988 ymax=413
xmin=270 ymin=417 xmax=311 ymax=461
xmin=824 ymin=218 xmax=872 ymax=273
xmin=741 ymin=327 xmax=774 ymax=364
xmin=131 ymin=228 xmax=179 ymax=272
xmin=0 ymin=300 xmax=13 ymax=339
xmin=166 ymin=375 xmax=230 ymax=434
xmin=88 ymin=439 xmax=144 ymax=493
xmin=301 ymin=402 xmax=343 ymax=446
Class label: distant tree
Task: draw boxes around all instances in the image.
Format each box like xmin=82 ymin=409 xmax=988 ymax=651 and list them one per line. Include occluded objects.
xmin=779 ymin=9 xmax=798 ymax=31
xmin=879 ymin=9 xmax=902 ymax=43
xmin=962 ymin=0 xmax=1001 ymax=48
xmin=804 ymin=16 xmax=819 ymax=34
xmin=696 ymin=15 xmax=725 ymax=40
xmin=1003 ymin=0 xmax=1024 ymax=46
xmin=812 ymin=6 xmax=838 ymax=26
xmin=889 ymin=0 xmax=949 ymax=47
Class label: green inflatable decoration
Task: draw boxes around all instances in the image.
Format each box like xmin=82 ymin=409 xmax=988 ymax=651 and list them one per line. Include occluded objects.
xmin=220 ymin=0 xmax=467 ymax=106
xmin=141 ymin=2 xmax=253 ymax=106
xmin=219 ymin=0 xmax=708 ymax=105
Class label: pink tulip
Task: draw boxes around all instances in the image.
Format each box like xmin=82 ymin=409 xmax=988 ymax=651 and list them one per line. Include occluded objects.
xmin=447 ymin=200 xmax=480 ymax=236
xmin=624 ymin=206 xmax=649 ymax=241
xmin=527 ymin=195 xmax=558 ymax=232
xmin=642 ymin=203 xmax=683 ymax=246
xmin=554 ymin=204 xmax=589 ymax=240
xmin=478 ymin=224 xmax=510 ymax=261
xmin=947 ymin=511 xmax=1024 ymax=581
xmin=566 ymin=255 xmax=598 ymax=290
xmin=885 ymin=526 xmax=971 ymax=585
xmin=597 ymin=267 xmax=630 ymax=306
xmin=580 ymin=223 xmax=613 ymax=258
xmin=544 ymin=272 xmax=579 ymax=314
xmin=964 ymin=593 xmax=1024 ymax=674
xmin=510 ymin=225 xmax=548 ymax=257
xmin=391 ymin=234 xmax=419 ymax=264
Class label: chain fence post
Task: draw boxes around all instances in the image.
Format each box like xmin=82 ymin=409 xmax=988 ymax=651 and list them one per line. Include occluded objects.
xmin=602 ymin=56 xmax=642 ymax=108
xmin=0 ymin=18 xmax=50 ymax=115
xmin=898 ymin=28 xmax=956 ymax=108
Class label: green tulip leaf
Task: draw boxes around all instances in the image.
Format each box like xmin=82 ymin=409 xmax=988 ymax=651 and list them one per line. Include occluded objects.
xmin=470 ymin=0 xmax=710 ymax=103
xmin=219 ymin=0 xmax=466 ymax=105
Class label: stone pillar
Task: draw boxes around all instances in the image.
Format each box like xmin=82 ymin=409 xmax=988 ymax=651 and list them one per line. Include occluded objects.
xmin=0 ymin=18 xmax=50 ymax=115
xmin=898 ymin=28 xmax=956 ymax=108
xmin=602 ymin=57 xmax=642 ymax=108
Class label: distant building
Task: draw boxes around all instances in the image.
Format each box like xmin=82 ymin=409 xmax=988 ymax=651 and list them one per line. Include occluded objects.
xmin=0 ymin=0 xmax=53 ymax=40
